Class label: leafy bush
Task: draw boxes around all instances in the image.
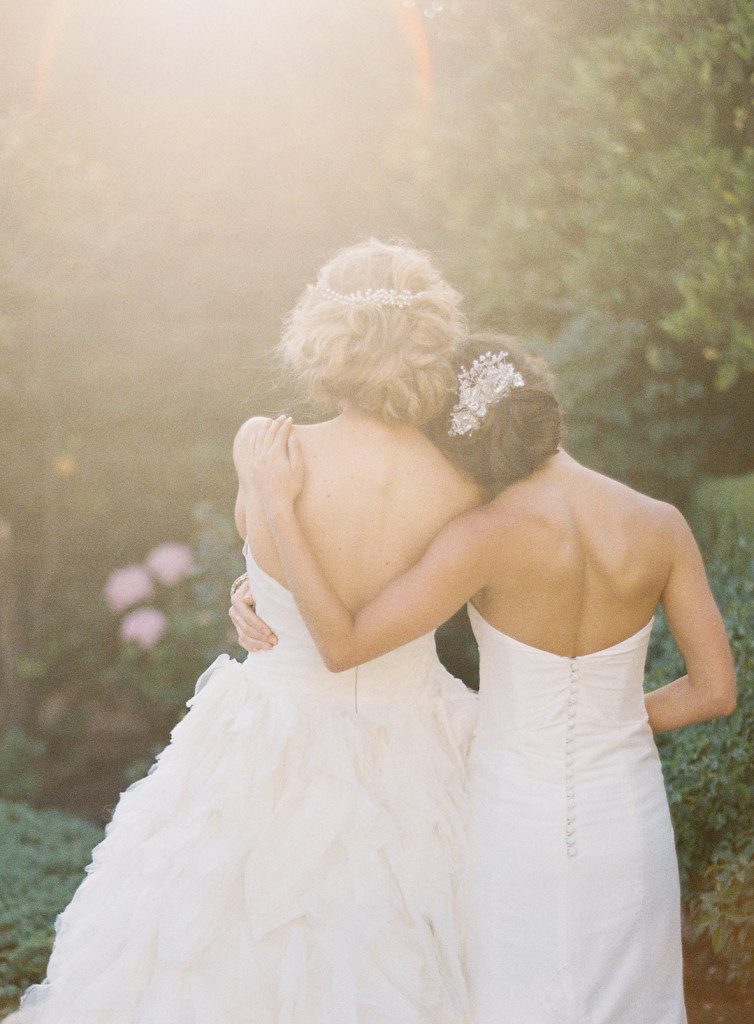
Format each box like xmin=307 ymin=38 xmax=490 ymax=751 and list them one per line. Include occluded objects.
xmin=413 ymin=0 xmax=753 ymax=496
xmin=535 ymin=310 xmax=712 ymax=501
xmin=689 ymin=472 xmax=754 ymax=555
xmin=0 ymin=727 xmax=46 ymax=803
xmin=0 ymin=800 xmax=101 ymax=1007
xmin=0 ymin=504 xmax=244 ymax=821
xmin=688 ymin=833 xmax=754 ymax=986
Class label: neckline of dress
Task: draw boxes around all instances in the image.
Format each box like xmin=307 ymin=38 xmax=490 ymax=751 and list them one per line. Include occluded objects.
xmin=466 ymin=601 xmax=655 ymax=660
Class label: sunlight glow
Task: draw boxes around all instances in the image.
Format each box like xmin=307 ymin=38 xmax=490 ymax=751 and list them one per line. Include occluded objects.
xmin=390 ymin=0 xmax=434 ymax=118
xmin=36 ymin=1 xmax=71 ymax=105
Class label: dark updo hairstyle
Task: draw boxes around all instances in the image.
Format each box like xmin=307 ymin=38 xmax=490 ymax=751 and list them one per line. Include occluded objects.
xmin=423 ymin=333 xmax=564 ymax=494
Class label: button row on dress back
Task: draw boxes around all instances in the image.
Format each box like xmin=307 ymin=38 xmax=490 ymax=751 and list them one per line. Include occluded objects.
xmin=566 ymin=659 xmax=578 ymax=858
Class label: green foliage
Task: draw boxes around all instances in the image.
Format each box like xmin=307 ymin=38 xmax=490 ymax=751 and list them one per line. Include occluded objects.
xmin=3 ymin=505 xmax=243 ymax=818
xmin=689 ymin=472 xmax=754 ymax=554
xmin=0 ymin=727 xmax=46 ymax=803
xmin=0 ymin=799 xmax=101 ymax=1006
xmin=535 ymin=310 xmax=711 ymax=500
xmin=417 ymin=0 xmax=753 ymax=493
xmin=688 ymin=833 xmax=754 ymax=985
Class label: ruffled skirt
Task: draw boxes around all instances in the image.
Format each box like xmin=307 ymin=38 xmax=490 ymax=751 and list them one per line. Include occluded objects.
xmin=12 ymin=653 xmax=477 ymax=1024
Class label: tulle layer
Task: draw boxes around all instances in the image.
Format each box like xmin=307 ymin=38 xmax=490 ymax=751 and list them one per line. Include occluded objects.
xmin=13 ymin=654 xmax=478 ymax=1024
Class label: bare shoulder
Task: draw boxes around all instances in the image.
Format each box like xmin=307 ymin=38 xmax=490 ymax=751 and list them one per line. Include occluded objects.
xmin=654 ymin=501 xmax=701 ymax=557
xmin=586 ymin=470 xmax=699 ymax=562
xmin=573 ymin=463 xmax=683 ymax=527
xmin=483 ymin=462 xmax=687 ymax=556
xmin=604 ymin=478 xmax=695 ymax=544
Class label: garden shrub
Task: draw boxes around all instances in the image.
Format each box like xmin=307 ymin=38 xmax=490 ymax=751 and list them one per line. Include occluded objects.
xmin=0 ymin=800 xmax=101 ymax=1007
xmin=1 ymin=504 xmax=243 ymax=821
xmin=647 ymin=529 xmax=753 ymax=987
xmin=688 ymin=832 xmax=754 ymax=986
xmin=689 ymin=472 xmax=754 ymax=556
xmin=414 ymin=0 xmax=753 ymax=495
xmin=535 ymin=310 xmax=712 ymax=502
xmin=0 ymin=727 xmax=46 ymax=803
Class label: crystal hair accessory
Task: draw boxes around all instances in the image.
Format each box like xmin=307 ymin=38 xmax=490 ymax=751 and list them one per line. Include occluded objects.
xmin=317 ymin=285 xmax=431 ymax=309
xmin=448 ymin=351 xmax=525 ymax=437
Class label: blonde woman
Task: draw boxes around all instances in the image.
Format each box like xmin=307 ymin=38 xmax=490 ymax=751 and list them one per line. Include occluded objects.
xmin=13 ymin=241 xmax=482 ymax=1024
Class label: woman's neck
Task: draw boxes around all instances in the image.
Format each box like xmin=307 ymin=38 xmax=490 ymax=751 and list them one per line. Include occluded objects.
xmin=337 ymin=403 xmax=415 ymax=437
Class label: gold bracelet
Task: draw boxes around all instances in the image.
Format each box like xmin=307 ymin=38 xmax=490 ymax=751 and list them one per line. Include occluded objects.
xmin=230 ymin=572 xmax=249 ymax=600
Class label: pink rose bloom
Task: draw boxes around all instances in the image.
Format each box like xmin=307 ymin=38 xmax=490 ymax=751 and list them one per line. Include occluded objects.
xmin=103 ymin=565 xmax=155 ymax=613
xmin=145 ymin=543 xmax=194 ymax=585
xmin=119 ymin=607 xmax=168 ymax=650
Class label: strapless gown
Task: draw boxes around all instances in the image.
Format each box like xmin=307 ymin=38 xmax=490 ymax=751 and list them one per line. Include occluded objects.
xmin=11 ymin=543 xmax=478 ymax=1024
xmin=464 ymin=604 xmax=686 ymax=1024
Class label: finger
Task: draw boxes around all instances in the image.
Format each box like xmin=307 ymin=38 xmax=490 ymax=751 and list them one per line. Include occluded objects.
xmin=272 ymin=417 xmax=293 ymax=457
xmin=249 ymin=611 xmax=277 ymax=643
xmin=268 ymin=414 xmax=289 ymax=452
xmin=230 ymin=593 xmax=277 ymax=642
xmin=239 ymin=638 xmax=269 ymax=653
xmin=287 ymin=426 xmax=303 ymax=473
xmin=262 ymin=414 xmax=287 ymax=455
xmin=252 ymin=418 xmax=272 ymax=461
xmin=229 ymin=607 xmax=274 ymax=649
xmin=232 ymin=614 xmax=275 ymax=649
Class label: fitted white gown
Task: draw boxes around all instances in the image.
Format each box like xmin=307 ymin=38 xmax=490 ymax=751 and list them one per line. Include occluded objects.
xmin=464 ymin=604 xmax=686 ymax=1024
xmin=12 ymin=542 xmax=478 ymax=1024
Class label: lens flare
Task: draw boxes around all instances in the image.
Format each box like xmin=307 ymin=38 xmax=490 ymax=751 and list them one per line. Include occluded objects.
xmin=390 ymin=0 xmax=434 ymax=120
xmin=36 ymin=1 xmax=71 ymax=106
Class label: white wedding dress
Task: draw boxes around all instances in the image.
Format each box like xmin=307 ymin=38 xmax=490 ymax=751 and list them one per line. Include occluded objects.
xmin=12 ymin=541 xmax=478 ymax=1024
xmin=463 ymin=603 xmax=687 ymax=1024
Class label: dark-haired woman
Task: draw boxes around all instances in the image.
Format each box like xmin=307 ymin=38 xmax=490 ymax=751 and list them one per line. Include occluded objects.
xmin=245 ymin=337 xmax=736 ymax=1024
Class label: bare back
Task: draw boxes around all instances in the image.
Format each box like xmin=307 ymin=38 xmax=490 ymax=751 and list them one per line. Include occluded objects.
xmin=474 ymin=452 xmax=676 ymax=657
xmin=236 ymin=413 xmax=483 ymax=611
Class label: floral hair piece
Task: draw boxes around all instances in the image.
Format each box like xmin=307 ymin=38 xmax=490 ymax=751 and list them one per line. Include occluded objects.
xmin=317 ymin=285 xmax=431 ymax=309
xmin=448 ymin=350 xmax=525 ymax=437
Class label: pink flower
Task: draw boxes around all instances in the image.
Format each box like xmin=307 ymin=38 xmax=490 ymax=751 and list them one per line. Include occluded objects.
xmin=145 ymin=543 xmax=194 ymax=585
xmin=103 ymin=565 xmax=155 ymax=613
xmin=119 ymin=607 xmax=168 ymax=650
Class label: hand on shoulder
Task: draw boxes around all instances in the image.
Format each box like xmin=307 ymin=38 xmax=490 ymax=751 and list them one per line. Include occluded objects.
xmin=233 ymin=415 xmax=274 ymax=491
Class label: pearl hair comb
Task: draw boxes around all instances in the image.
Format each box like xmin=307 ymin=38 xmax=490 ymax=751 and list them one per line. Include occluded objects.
xmin=317 ymin=285 xmax=431 ymax=309
xmin=448 ymin=351 xmax=525 ymax=437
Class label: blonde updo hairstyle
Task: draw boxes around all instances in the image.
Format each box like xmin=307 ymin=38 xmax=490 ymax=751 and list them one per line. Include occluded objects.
xmin=279 ymin=239 xmax=466 ymax=425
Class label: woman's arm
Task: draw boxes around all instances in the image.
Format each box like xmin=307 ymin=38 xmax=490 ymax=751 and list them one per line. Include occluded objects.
xmin=252 ymin=417 xmax=495 ymax=671
xmin=229 ymin=417 xmax=278 ymax=652
xmin=645 ymin=508 xmax=737 ymax=733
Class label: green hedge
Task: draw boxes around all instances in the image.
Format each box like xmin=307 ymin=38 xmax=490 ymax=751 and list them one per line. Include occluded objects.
xmin=688 ymin=833 xmax=754 ymax=986
xmin=688 ymin=472 xmax=754 ymax=556
xmin=0 ymin=800 xmax=101 ymax=1008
